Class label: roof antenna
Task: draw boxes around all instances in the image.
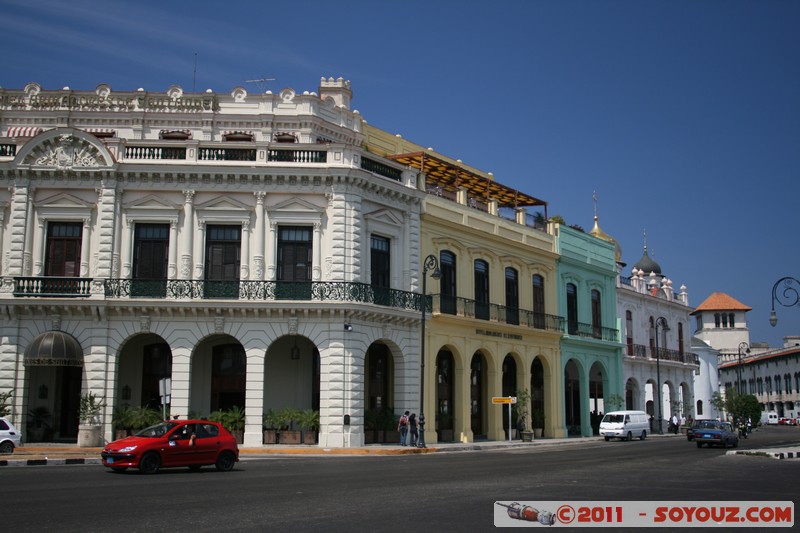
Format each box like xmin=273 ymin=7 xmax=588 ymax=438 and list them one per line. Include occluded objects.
xmin=192 ymin=53 xmax=197 ymax=92
xmin=245 ymin=76 xmax=276 ymax=93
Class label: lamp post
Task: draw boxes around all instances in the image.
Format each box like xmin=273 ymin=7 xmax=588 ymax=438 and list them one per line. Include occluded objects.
xmin=654 ymin=317 xmax=669 ymax=434
xmin=418 ymin=254 xmax=441 ymax=448
xmin=737 ymin=342 xmax=750 ymax=395
xmin=769 ymin=276 xmax=800 ymax=327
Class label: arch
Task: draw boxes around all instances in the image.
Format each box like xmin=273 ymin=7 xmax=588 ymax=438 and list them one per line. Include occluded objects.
xmin=564 ymin=358 xmax=583 ymax=436
xmin=588 ymin=361 xmax=606 ymax=435
xmin=530 ymin=356 xmax=547 ymax=435
xmin=435 ymin=347 xmax=456 ymax=442
xmin=16 ymin=127 xmax=116 ymax=168
xmin=115 ymin=332 xmax=172 ymax=412
xmin=470 ymin=351 xmax=488 ymax=438
xmin=262 ymin=334 xmax=319 ymax=416
xmin=625 ymin=377 xmax=641 ymax=410
xmin=501 ymin=354 xmax=517 ymax=437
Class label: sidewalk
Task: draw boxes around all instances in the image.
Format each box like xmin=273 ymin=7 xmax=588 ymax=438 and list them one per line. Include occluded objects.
xmin=2 ymin=432 xmax=798 ymax=467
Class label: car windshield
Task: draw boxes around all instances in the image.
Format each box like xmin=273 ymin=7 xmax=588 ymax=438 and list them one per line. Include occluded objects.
xmin=135 ymin=422 xmax=178 ymax=438
xmin=603 ymin=414 xmax=624 ymax=423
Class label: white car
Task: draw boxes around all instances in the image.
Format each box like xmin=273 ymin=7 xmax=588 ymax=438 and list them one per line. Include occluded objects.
xmin=0 ymin=416 xmax=22 ymax=454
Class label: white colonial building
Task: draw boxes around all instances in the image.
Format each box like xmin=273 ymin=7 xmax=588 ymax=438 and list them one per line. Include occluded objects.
xmin=614 ymin=239 xmax=699 ymax=432
xmin=0 ymin=78 xmax=428 ymax=447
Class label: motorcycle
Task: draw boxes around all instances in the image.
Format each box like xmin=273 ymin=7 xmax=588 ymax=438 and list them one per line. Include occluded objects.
xmin=738 ymin=421 xmax=748 ymax=439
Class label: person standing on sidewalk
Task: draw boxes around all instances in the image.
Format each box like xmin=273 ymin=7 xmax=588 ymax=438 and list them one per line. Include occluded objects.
xmin=409 ymin=413 xmax=418 ymax=447
xmin=398 ymin=411 xmax=410 ymax=446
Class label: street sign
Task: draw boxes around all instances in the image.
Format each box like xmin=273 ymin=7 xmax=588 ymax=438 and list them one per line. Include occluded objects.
xmin=492 ymin=396 xmax=517 ymax=404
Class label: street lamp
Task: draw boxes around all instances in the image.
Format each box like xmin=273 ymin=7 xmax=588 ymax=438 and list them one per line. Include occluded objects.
xmin=654 ymin=317 xmax=669 ymax=434
xmin=737 ymin=342 xmax=750 ymax=395
xmin=770 ymin=276 xmax=800 ymax=327
xmin=418 ymin=254 xmax=441 ymax=448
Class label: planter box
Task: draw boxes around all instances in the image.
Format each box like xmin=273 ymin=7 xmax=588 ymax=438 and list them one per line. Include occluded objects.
xmin=302 ymin=430 xmax=317 ymax=445
xmin=533 ymin=428 xmax=543 ymax=438
xmin=78 ymin=424 xmax=102 ymax=447
xmin=280 ymin=430 xmax=301 ymax=444
xmin=520 ymin=431 xmax=534 ymax=442
xmin=263 ymin=429 xmax=278 ymax=444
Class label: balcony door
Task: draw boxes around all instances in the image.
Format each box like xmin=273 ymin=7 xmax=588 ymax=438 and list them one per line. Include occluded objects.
xmin=205 ymin=225 xmax=241 ymax=298
xmin=276 ymin=226 xmax=312 ymax=299
xmin=132 ymin=223 xmax=169 ymax=297
xmin=45 ymin=221 xmax=82 ymax=277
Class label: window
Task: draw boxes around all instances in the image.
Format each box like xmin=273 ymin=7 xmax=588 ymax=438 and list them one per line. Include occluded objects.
xmin=695 ymin=316 xmax=702 ymax=332
xmin=696 ymin=400 xmax=703 ymax=416
xmin=649 ymin=317 xmax=655 ymax=355
xmin=132 ymin=223 xmax=169 ymax=297
xmin=591 ymin=289 xmax=601 ymax=338
xmin=566 ymin=283 xmax=578 ymax=334
xmin=714 ymin=313 xmax=721 ymax=328
xmin=370 ymin=235 xmax=390 ymax=288
xmin=474 ymin=260 xmax=490 ymax=320
xmin=678 ymin=323 xmax=684 ymax=355
xmin=45 ymin=221 xmax=83 ymax=277
xmin=205 ymin=225 xmax=241 ymax=298
xmin=211 ymin=344 xmax=245 ymax=411
xmin=721 ymin=313 xmax=728 ymax=328
xmin=277 ymin=226 xmax=312 ymax=282
xmin=729 ymin=313 xmax=735 ymax=328
xmin=440 ymin=251 xmax=457 ymax=315
xmin=625 ymin=310 xmax=633 ymax=355
xmin=505 ymin=267 xmax=519 ymax=325
xmin=532 ymin=275 xmax=545 ymax=329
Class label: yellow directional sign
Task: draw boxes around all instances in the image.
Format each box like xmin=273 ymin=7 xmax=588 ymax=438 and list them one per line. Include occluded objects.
xmin=491 ymin=396 xmax=517 ymax=404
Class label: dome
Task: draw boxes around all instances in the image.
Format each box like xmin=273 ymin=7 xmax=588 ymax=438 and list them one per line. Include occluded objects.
xmin=589 ymin=215 xmax=624 ymax=265
xmin=633 ymin=246 xmax=662 ymax=276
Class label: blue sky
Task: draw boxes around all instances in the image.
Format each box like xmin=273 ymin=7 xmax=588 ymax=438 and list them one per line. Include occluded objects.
xmin=2 ymin=0 xmax=798 ymax=347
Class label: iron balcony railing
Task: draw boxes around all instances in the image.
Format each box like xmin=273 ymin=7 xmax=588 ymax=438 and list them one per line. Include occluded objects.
xmin=565 ymin=320 xmax=619 ymax=342
xmin=431 ymin=294 xmax=564 ymax=333
xmin=102 ymin=279 xmax=421 ymax=311
xmin=626 ymin=343 xmax=699 ymax=365
xmin=0 ymin=144 xmax=16 ymax=157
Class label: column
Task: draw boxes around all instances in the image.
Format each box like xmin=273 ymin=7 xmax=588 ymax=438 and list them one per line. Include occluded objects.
xmin=243 ymin=346 xmax=266 ymax=447
xmin=120 ymin=217 xmax=132 ymax=278
xmin=31 ymin=218 xmax=45 ymax=276
xmin=0 ymin=205 xmax=4 ymax=275
xmin=253 ymin=192 xmax=265 ymax=280
xmin=111 ymin=194 xmax=122 ymax=278
xmin=80 ymin=218 xmax=91 ymax=277
xmin=266 ymin=221 xmax=276 ymax=280
xmin=168 ymin=219 xmax=178 ymax=279
xmin=194 ymin=221 xmax=205 ymax=279
xmin=312 ymin=222 xmax=321 ymax=281
xmin=5 ymin=183 xmax=29 ymax=276
xmin=181 ymin=190 xmax=194 ymax=279
xmin=240 ymin=220 xmax=250 ymax=280
xmin=22 ymin=191 xmax=34 ymax=276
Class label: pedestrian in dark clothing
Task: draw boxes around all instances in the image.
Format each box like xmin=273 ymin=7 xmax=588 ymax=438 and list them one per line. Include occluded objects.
xmin=409 ymin=413 xmax=418 ymax=447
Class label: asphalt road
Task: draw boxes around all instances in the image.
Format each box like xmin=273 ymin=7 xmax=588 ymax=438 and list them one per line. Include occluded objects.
xmin=3 ymin=427 xmax=798 ymax=532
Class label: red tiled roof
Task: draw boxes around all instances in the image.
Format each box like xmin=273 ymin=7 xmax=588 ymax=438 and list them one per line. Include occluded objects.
xmin=690 ymin=292 xmax=752 ymax=315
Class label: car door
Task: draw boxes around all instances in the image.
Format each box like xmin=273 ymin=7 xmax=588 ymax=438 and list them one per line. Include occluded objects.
xmin=162 ymin=423 xmax=199 ymax=467
xmin=193 ymin=423 xmax=222 ymax=464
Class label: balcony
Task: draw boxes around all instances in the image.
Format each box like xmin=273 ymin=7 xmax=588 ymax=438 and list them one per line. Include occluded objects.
xmin=13 ymin=277 xmax=93 ymax=297
xmin=431 ymin=294 xmax=563 ymax=333
xmin=565 ymin=320 xmax=620 ymax=342
xmin=101 ymin=279 xmax=421 ymax=311
xmin=626 ymin=343 xmax=699 ymax=365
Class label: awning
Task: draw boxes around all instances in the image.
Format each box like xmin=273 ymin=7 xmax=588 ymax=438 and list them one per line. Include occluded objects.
xmin=388 ymin=151 xmax=547 ymax=209
xmin=223 ymin=130 xmax=254 ymax=141
xmin=5 ymin=127 xmax=43 ymax=138
xmin=159 ymin=129 xmax=192 ymax=140
xmin=23 ymin=331 xmax=84 ymax=367
xmin=85 ymin=128 xmax=116 ymax=138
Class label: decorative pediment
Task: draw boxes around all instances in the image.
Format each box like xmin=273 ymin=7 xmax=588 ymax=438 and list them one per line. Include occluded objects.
xmin=124 ymin=194 xmax=181 ymax=211
xmin=267 ymin=196 xmax=324 ymax=225
xmin=35 ymin=192 xmax=94 ymax=209
xmin=196 ymin=195 xmax=252 ymax=211
xmin=196 ymin=195 xmax=253 ymax=224
xmin=18 ymin=128 xmax=115 ymax=170
xmin=124 ymin=194 xmax=181 ymax=222
xmin=364 ymin=208 xmax=403 ymax=227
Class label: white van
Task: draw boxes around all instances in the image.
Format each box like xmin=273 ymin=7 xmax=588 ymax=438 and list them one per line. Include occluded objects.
xmin=760 ymin=411 xmax=778 ymax=425
xmin=600 ymin=410 xmax=649 ymax=441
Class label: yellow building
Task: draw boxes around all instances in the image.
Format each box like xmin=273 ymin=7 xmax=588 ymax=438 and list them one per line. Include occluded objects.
xmin=364 ymin=127 xmax=564 ymax=441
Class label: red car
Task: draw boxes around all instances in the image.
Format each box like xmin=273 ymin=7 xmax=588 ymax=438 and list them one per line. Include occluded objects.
xmin=101 ymin=419 xmax=239 ymax=474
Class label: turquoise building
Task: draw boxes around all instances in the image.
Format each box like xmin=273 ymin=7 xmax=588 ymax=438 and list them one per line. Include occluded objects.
xmin=555 ymin=221 xmax=623 ymax=437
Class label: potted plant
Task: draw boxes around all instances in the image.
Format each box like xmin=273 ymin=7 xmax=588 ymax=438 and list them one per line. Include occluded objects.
xmin=78 ymin=392 xmax=105 ymax=447
xmin=263 ymin=408 xmax=281 ymax=444
xmin=532 ymin=408 xmax=546 ymax=439
xmin=225 ymin=405 xmax=246 ymax=443
xmin=128 ymin=406 xmax=162 ymax=432
xmin=515 ymin=389 xmax=534 ymax=442
xmin=112 ymin=404 xmax=136 ymax=439
xmin=278 ymin=407 xmax=302 ymax=444
xmin=298 ymin=409 xmax=320 ymax=444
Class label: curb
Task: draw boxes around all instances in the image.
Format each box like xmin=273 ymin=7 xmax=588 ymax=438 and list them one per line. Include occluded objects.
xmin=0 ymin=457 xmax=103 ymax=467
xmin=727 ymin=450 xmax=800 ymax=460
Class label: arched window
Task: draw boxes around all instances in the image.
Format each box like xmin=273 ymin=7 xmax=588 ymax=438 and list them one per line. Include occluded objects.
xmin=591 ymin=289 xmax=602 ymax=338
xmin=696 ymin=400 xmax=703 ymax=416
xmin=474 ymin=260 xmax=490 ymax=320
xmin=649 ymin=316 xmax=655 ymax=355
xmin=440 ymin=251 xmax=457 ymax=315
xmin=532 ymin=274 xmax=545 ymax=328
xmin=505 ymin=267 xmax=519 ymax=325
xmin=625 ymin=310 xmax=633 ymax=355
xmin=729 ymin=313 xmax=735 ymax=327
xmin=714 ymin=313 xmax=721 ymax=327
xmin=678 ymin=323 xmax=684 ymax=355
xmin=566 ymin=283 xmax=578 ymax=334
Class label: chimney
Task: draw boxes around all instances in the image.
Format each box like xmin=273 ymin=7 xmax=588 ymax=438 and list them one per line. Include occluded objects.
xmin=319 ymin=77 xmax=352 ymax=110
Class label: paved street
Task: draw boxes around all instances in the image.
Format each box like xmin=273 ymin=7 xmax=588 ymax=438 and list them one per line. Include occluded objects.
xmin=2 ymin=427 xmax=798 ymax=532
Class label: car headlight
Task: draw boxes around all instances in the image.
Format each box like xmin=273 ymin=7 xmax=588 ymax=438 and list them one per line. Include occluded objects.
xmin=118 ymin=445 xmax=138 ymax=453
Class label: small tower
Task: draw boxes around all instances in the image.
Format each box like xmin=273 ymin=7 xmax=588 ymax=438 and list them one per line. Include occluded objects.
xmin=318 ymin=77 xmax=352 ymax=110
xmin=690 ymin=292 xmax=752 ymax=351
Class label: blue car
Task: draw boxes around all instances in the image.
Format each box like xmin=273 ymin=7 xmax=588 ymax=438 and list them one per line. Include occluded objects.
xmin=694 ymin=421 xmax=739 ymax=448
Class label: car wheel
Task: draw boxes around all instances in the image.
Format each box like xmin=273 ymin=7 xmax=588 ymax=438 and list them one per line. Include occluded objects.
xmin=138 ymin=452 xmax=161 ymax=474
xmin=626 ymin=432 xmax=632 ymax=442
xmin=640 ymin=431 xmax=646 ymax=441
xmin=696 ymin=441 xmax=703 ymax=448
xmin=0 ymin=441 xmax=14 ymax=454
xmin=110 ymin=467 xmax=128 ymax=473
xmin=215 ymin=451 xmax=236 ymax=472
